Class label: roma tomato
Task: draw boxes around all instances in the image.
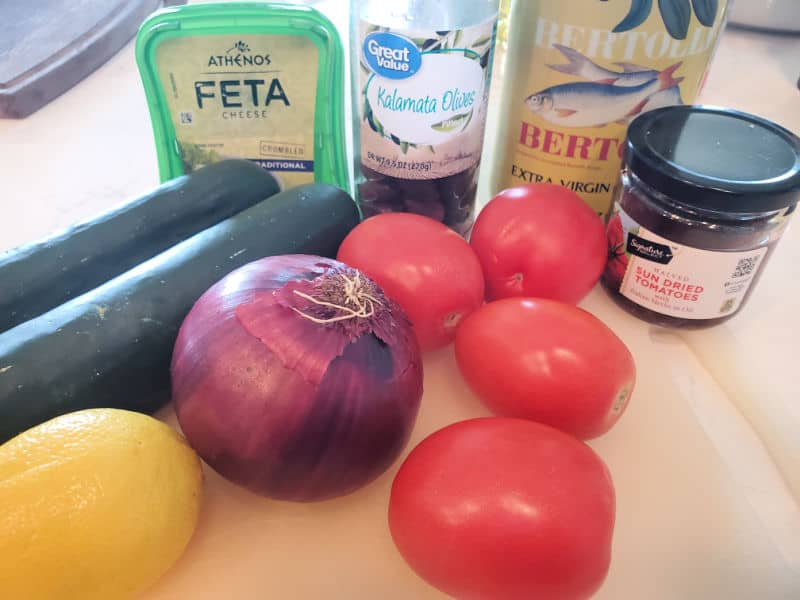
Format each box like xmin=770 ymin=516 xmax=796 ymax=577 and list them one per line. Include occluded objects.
xmin=337 ymin=213 xmax=484 ymax=351
xmin=455 ymin=298 xmax=635 ymax=439
xmin=470 ymin=183 xmax=606 ymax=303
xmin=389 ymin=417 xmax=616 ymax=600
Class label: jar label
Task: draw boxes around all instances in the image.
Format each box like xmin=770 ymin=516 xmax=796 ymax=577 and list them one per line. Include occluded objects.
xmin=357 ymin=18 xmax=496 ymax=180
xmin=492 ymin=0 xmax=730 ymax=215
xmin=155 ymin=34 xmax=318 ymax=189
xmin=605 ymin=208 xmax=768 ymax=320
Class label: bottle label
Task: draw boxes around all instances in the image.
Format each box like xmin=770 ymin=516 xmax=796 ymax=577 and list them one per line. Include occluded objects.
xmin=357 ymin=18 xmax=496 ymax=180
xmin=496 ymin=0 xmax=729 ymax=214
xmin=605 ymin=207 xmax=767 ymax=319
xmin=155 ymin=34 xmax=318 ymax=190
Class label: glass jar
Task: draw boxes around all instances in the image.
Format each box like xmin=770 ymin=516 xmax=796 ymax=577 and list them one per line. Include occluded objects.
xmin=602 ymin=105 xmax=800 ymax=328
xmin=349 ymin=0 xmax=500 ymax=236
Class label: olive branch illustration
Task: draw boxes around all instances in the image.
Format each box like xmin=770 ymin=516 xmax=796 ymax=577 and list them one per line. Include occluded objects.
xmin=601 ymin=0 xmax=719 ymax=40
xmin=227 ymin=41 xmax=251 ymax=54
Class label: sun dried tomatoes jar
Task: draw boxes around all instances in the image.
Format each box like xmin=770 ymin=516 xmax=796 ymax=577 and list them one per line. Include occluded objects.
xmin=602 ymin=105 xmax=800 ymax=328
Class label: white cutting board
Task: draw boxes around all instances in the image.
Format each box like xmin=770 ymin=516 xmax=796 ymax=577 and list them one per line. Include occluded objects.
xmin=138 ymin=278 xmax=800 ymax=600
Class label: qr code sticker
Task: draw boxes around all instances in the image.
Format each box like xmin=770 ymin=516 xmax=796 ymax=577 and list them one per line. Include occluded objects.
xmin=180 ymin=111 xmax=193 ymax=124
xmin=732 ymin=256 xmax=759 ymax=278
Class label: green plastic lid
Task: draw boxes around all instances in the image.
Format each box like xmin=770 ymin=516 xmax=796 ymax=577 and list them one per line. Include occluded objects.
xmin=135 ymin=2 xmax=349 ymax=193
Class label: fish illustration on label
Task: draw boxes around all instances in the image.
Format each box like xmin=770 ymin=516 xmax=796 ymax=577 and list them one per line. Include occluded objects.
xmin=547 ymin=44 xmax=660 ymax=87
xmin=490 ymin=0 xmax=730 ymax=216
xmin=525 ymin=49 xmax=684 ymax=128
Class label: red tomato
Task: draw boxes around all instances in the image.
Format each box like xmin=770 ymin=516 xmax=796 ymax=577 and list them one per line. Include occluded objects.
xmin=389 ymin=417 xmax=616 ymax=600
xmin=337 ymin=213 xmax=484 ymax=351
xmin=470 ymin=183 xmax=606 ymax=303
xmin=455 ymin=298 xmax=635 ymax=439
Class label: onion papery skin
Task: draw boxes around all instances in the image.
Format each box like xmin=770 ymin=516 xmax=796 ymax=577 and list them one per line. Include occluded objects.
xmin=171 ymin=255 xmax=423 ymax=502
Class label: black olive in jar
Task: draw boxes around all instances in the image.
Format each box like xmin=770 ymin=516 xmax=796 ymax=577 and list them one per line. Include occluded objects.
xmin=357 ymin=162 xmax=481 ymax=236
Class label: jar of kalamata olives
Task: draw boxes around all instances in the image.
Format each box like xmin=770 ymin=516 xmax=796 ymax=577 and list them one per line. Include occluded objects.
xmin=602 ymin=105 xmax=800 ymax=328
xmin=350 ymin=0 xmax=499 ymax=235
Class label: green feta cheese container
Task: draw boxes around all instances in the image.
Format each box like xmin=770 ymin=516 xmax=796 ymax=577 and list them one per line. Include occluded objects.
xmin=135 ymin=2 xmax=349 ymax=193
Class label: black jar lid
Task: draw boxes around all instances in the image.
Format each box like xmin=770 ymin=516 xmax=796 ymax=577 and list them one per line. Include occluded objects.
xmin=625 ymin=105 xmax=800 ymax=214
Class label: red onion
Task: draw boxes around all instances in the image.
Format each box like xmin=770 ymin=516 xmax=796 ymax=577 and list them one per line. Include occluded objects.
xmin=171 ymin=255 xmax=423 ymax=501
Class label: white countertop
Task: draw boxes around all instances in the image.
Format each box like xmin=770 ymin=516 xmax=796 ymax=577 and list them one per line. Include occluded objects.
xmin=1 ymin=4 xmax=799 ymax=599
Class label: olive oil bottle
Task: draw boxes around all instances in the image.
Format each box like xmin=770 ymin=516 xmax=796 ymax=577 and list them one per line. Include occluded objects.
xmin=489 ymin=0 xmax=731 ymax=216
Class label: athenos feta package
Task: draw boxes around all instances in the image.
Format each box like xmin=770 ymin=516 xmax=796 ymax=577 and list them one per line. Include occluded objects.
xmin=136 ymin=2 xmax=348 ymax=192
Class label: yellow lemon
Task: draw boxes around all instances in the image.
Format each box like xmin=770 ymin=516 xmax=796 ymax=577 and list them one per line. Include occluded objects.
xmin=0 ymin=408 xmax=203 ymax=600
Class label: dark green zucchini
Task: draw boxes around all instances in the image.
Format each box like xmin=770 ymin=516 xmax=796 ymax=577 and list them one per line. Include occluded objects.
xmin=0 ymin=183 xmax=359 ymax=443
xmin=0 ymin=159 xmax=279 ymax=333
